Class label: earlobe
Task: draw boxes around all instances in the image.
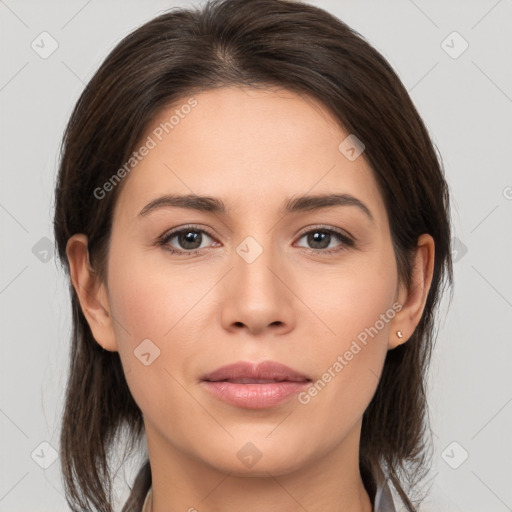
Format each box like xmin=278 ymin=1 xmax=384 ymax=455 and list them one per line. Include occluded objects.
xmin=389 ymin=329 xmax=406 ymax=350
xmin=66 ymin=234 xmax=118 ymax=352
xmin=388 ymin=234 xmax=435 ymax=350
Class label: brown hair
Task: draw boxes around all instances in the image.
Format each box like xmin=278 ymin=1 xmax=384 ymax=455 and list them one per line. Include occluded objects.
xmin=53 ymin=0 xmax=453 ymax=510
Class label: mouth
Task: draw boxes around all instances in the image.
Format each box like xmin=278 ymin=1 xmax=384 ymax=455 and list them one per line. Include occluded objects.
xmin=200 ymin=361 xmax=311 ymax=409
xmin=218 ymin=378 xmax=305 ymax=384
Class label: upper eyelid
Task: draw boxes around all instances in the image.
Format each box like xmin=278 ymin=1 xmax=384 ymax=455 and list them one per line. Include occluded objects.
xmin=160 ymin=224 xmax=217 ymax=241
xmin=295 ymin=224 xmax=354 ymax=241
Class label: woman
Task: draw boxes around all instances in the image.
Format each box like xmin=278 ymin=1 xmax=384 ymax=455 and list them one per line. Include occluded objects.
xmin=53 ymin=0 xmax=453 ymax=510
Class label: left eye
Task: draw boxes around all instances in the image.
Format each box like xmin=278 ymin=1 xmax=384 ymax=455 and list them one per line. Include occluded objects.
xmin=295 ymin=228 xmax=354 ymax=252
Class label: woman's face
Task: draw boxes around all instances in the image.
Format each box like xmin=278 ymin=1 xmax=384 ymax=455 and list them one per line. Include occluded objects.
xmin=101 ymin=86 xmax=404 ymax=476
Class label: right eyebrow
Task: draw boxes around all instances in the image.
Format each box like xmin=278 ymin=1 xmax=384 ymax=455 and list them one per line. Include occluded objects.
xmin=138 ymin=194 xmax=225 ymax=217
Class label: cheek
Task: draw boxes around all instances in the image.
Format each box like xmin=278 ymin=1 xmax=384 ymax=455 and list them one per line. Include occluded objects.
xmin=107 ymin=244 xmax=215 ymax=344
xmin=301 ymin=246 xmax=398 ymax=351
xmin=104 ymin=248 xmax=200 ymax=398
xmin=295 ymin=310 xmax=393 ymax=452
xmin=295 ymin=248 xmax=397 ymax=423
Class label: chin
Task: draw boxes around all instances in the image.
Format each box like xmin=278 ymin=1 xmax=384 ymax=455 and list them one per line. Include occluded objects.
xmin=201 ymin=440 xmax=312 ymax=477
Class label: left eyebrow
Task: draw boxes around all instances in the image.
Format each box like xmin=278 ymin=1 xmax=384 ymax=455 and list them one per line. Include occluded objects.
xmin=137 ymin=192 xmax=374 ymax=223
xmin=283 ymin=193 xmax=374 ymax=223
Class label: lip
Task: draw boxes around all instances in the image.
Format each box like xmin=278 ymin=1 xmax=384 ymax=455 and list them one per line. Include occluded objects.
xmin=200 ymin=360 xmax=311 ymax=409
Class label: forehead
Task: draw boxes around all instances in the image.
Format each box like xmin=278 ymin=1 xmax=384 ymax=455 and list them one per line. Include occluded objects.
xmin=113 ymin=86 xmax=387 ymax=224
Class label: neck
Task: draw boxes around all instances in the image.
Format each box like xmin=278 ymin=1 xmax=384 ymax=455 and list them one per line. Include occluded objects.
xmin=144 ymin=420 xmax=372 ymax=512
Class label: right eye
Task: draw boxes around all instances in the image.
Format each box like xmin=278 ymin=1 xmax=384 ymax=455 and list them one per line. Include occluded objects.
xmin=157 ymin=225 xmax=220 ymax=255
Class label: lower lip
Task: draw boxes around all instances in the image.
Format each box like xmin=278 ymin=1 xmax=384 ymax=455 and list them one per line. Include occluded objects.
xmin=201 ymin=380 xmax=309 ymax=409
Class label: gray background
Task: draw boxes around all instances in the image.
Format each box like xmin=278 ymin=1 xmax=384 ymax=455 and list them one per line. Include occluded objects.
xmin=1 ymin=0 xmax=511 ymax=510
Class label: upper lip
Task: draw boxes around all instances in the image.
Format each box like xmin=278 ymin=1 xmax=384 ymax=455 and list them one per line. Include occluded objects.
xmin=201 ymin=360 xmax=310 ymax=383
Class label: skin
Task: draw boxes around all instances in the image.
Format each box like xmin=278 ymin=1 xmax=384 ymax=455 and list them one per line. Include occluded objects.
xmin=67 ymin=86 xmax=434 ymax=512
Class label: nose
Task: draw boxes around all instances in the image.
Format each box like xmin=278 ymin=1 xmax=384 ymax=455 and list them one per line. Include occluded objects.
xmin=219 ymin=238 xmax=296 ymax=336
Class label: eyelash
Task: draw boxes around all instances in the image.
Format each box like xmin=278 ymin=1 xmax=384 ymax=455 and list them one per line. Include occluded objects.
xmin=156 ymin=224 xmax=355 ymax=256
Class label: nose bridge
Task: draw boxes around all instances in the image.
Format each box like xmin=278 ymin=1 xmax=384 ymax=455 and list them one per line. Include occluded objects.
xmin=233 ymin=232 xmax=281 ymax=299
xmin=219 ymin=229 xmax=295 ymax=334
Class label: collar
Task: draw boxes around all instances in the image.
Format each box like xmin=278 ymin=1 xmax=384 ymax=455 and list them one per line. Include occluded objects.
xmin=141 ymin=479 xmax=396 ymax=512
xmin=141 ymin=487 xmax=151 ymax=512
xmin=374 ymin=478 xmax=397 ymax=512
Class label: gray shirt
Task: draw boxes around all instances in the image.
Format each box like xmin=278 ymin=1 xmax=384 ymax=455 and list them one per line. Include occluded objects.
xmin=374 ymin=478 xmax=397 ymax=512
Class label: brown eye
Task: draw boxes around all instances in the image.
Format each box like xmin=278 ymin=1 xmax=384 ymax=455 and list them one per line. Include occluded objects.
xmin=158 ymin=226 xmax=218 ymax=255
xmin=172 ymin=230 xmax=204 ymax=250
xmin=295 ymin=227 xmax=354 ymax=253
xmin=306 ymin=230 xmax=332 ymax=250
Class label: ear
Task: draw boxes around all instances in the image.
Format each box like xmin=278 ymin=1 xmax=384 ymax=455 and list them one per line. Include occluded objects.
xmin=388 ymin=233 xmax=435 ymax=349
xmin=66 ymin=233 xmax=118 ymax=352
